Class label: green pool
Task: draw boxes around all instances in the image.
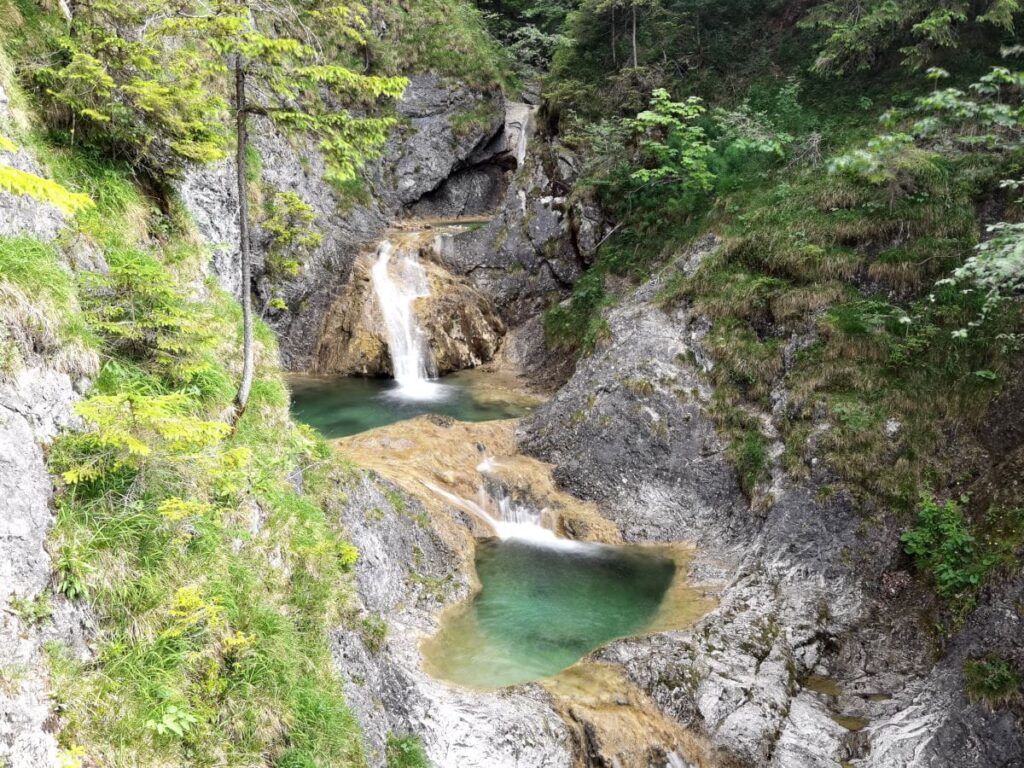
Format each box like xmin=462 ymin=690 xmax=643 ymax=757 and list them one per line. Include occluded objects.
xmin=422 ymin=538 xmax=676 ymax=689
xmin=287 ymin=371 xmax=535 ymax=439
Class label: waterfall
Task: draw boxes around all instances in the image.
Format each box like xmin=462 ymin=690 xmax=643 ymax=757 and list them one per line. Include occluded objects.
xmin=370 ymin=239 xmax=440 ymax=400
xmin=423 ymin=481 xmax=566 ymax=545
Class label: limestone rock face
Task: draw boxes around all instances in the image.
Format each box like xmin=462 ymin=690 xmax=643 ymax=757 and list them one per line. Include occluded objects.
xmin=0 ymin=86 xmax=65 ymax=242
xmin=418 ymin=260 xmax=505 ymax=374
xmin=311 ymin=253 xmax=390 ymax=376
xmin=434 ymin=138 xmax=598 ymax=329
xmin=0 ymin=86 xmax=100 ymax=767
xmin=515 ymin=235 xmax=1022 ymax=767
xmin=490 ymin=311 xmax=575 ymax=394
xmin=0 ymin=368 xmax=80 ymax=768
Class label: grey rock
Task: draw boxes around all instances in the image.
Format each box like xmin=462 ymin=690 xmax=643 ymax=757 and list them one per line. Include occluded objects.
xmin=514 ymin=235 xmax=1016 ymax=767
xmin=490 ymin=311 xmax=575 ymax=394
xmin=434 ymin=145 xmax=590 ymax=328
xmin=0 ymin=130 xmax=66 ymax=242
xmin=518 ymin=236 xmax=748 ymax=543
xmin=0 ymin=367 xmax=80 ymax=768
xmin=177 ymin=75 xmax=507 ymax=370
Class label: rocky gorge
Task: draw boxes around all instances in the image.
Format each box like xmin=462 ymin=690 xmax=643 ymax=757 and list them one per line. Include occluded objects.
xmin=171 ymin=81 xmax=1024 ymax=766
xmin=2 ymin=3 xmax=1024 ymax=766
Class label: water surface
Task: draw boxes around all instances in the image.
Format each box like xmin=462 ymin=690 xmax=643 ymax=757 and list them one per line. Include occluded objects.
xmin=287 ymin=371 xmax=536 ymax=439
xmin=422 ymin=539 xmax=676 ymax=689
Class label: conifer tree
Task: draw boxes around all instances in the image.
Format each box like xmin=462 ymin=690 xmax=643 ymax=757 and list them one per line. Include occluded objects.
xmin=156 ymin=0 xmax=406 ymax=414
xmin=42 ymin=0 xmax=407 ymax=415
xmin=35 ymin=0 xmax=227 ymax=172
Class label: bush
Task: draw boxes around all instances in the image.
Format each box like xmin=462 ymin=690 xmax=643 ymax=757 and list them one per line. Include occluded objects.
xmin=901 ymin=494 xmax=993 ymax=599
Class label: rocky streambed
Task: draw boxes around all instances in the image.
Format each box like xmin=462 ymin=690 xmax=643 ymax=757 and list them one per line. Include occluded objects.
xmin=321 ymin=412 xmax=721 ymax=768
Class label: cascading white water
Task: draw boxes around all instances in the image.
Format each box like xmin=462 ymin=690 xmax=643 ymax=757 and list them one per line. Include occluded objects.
xmin=423 ymin=481 xmax=568 ymax=545
xmin=370 ymin=239 xmax=440 ymax=401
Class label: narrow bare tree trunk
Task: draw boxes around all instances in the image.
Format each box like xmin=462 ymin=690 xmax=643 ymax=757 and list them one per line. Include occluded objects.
xmin=611 ymin=4 xmax=617 ymax=68
xmin=234 ymin=55 xmax=254 ymax=416
xmin=631 ymin=2 xmax=638 ymax=68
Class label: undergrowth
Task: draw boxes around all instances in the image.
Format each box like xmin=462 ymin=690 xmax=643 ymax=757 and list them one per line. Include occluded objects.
xmin=29 ymin=142 xmax=366 ymax=767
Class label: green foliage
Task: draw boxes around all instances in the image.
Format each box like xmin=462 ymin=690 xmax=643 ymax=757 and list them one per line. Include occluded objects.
xmin=263 ymin=191 xmax=322 ymax=286
xmin=22 ymin=0 xmax=408 ymax=182
xmin=371 ymin=0 xmax=514 ymax=90
xmin=0 ymin=159 xmax=93 ymax=213
xmin=0 ymin=235 xmax=95 ymax=370
xmin=386 ymin=733 xmax=430 ymax=768
xmin=731 ymin=429 xmax=768 ymax=498
xmin=56 ymin=391 xmax=231 ymax=484
xmin=79 ymin=248 xmax=214 ymax=368
xmin=0 ymin=235 xmax=73 ymax=309
xmin=801 ymin=0 xmax=1019 ymax=75
xmin=891 ymin=64 xmax=1024 ymax=339
xmin=626 ymin=89 xmax=715 ymax=193
xmin=144 ymin=704 xmax=198 ymax=738
xmin=901 ymin=494 xmax=994 ymax=599
xmin=544 ymin=268 xmax=612 ymax=353
xmin=948 ymin=221 xmax=1024 ymax=336
xmin=963 ymin=656 xmax=1021 ymax=706
xmin=10 ymin=592 xmax=52 ymax=625
xmin=152 ymin=0 xmax=408 ymax=184
xmin=28 ymin=156 xmax=365 ymax=767
xmin=28 ymin=0 xmax=228 ymax=173
xmin=474 ymin=0 xmax=571 ymax=74
xmin=42 ymin=144 xmax=154 ymax=249
xmin=451 ymin=99 xmax=502 ymax=139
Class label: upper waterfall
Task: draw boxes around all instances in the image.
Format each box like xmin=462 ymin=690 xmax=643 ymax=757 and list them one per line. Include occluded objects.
xmin=370 ymin=238 xmax=440 ymax=400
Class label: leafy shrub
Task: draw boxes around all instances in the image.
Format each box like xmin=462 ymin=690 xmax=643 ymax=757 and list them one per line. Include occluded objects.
xmin=901 ymin=494 xmax=994 ymax=598
xmin=264 ymin=191 xmax=322 ymax=281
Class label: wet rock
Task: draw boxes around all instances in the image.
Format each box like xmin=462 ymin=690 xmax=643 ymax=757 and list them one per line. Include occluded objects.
xmin=431 ymin=123 xmax=601 ymax=329
xmin=489 ymin=312 xmax=575 ymax=394
xmin=312 ymin=248 xmax=504 ymax=376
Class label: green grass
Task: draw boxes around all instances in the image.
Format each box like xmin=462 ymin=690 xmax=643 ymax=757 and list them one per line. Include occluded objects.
xmin=0 ymin=235 xmax=96 ymax=373
xmin=652 ymin=127 xmax=1020 ymax=514
xmin=31 ymin=153 xmax=367 ymax=768
xmin=371 ymin=0 xmax=515 ymax=91
xmin=964 ymin=656 xmax=1021 ymax=707
xmin=0 ymin=234 xmax=72 ymax=307
xmin=386 ymin=733 xmax=430 ymax=768
xmin=451 ymin=99 xmax=502 ymax=139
